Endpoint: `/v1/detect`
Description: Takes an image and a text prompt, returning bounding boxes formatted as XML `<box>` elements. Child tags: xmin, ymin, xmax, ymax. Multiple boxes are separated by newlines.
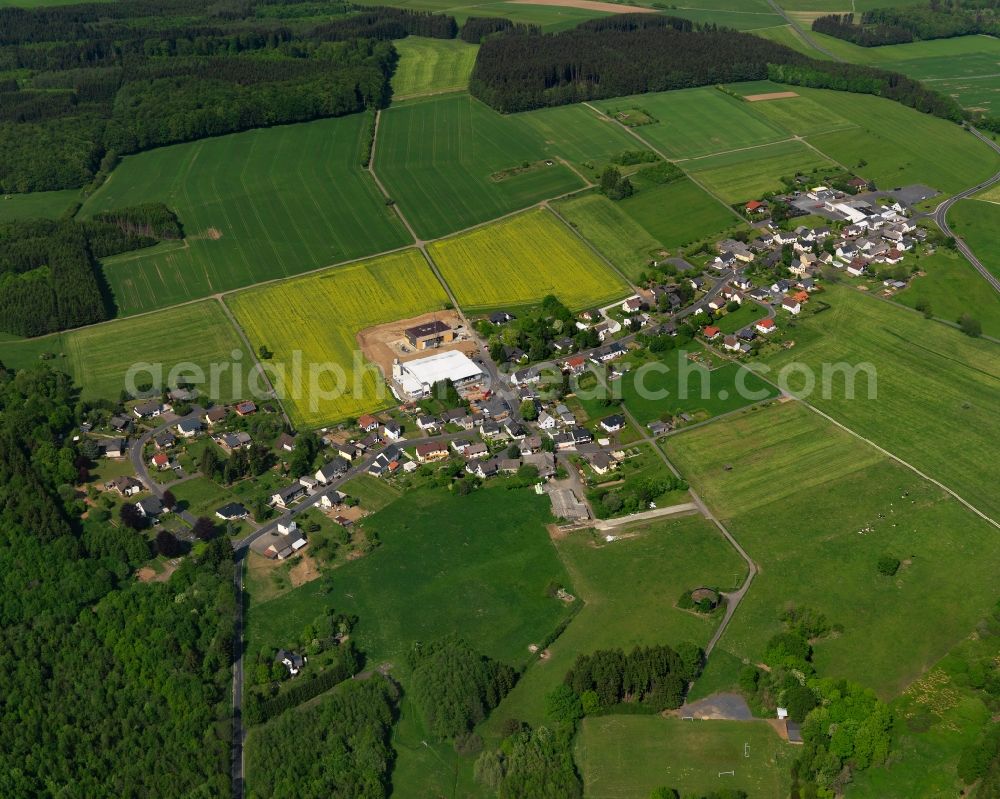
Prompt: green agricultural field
<box><xmin>227</xmin><ymin>249</ymin><xmax>447</xmax><ymax>427</ymax></box>
<box><xmin>617</xmin><ymin>178</ymin><xmax>742</xmax><ymax>250</ymax></box>
<box><xmin>603</xmin><ymin>87</ymin><xmax>789</xmax><ymax>160</ymax></box>
<box><xmin>665</xmin><ymin>401</ymin><xmax>1000</xmax><ymax>697</ymax></box>
<box><xmin>374</xmin><ymin>93</ymin><xmax>584</xmax><ymax>239</ymax></box>
<box><xmin>517</xmin><ymin>102</ymin><xmax>640</xmax><ymax>175</ymax></box>
<box><xmin>666</xmin><ymin>6</ymin><xmax>784</xmax><ymax>29</ymax></box>
<box><xmin>761</xmin><ymin>285</ymin><xmax>1000</xmax><ymax>524</ymax></box>
<box><xmin>391</xmin><ymin>36</ymin><xmax>478</xmax><ymax>98</ymax></box>
<box><xmin>573</xmin><ymin>348</ymin><xmax>779</xmax><ymax>425</ymax></box>
<box><xmin>737</xmin><ymin>88</ymin><xmax>858</xmax><ymax>137</ymax></box>
<box><xmin>247</xmin><ymin>485</ymin><xmax>574</xmax><ymax>666</ymax></box>
<box><xmin>752</xmin><ymin>24</ymin><xmax>824</xmax><ymax>57</ymax></box>
<box><xmin>428</xmin><ymin>208</ymin><xmax>629</xmax><ymax>312</ymax></box>
<box><xmin>553</xmin><ymin>192</ymin><xmax>665</xmax><ymax>281</ymax></box>
<box><xmin>683</xmin><ymin>139</ymin><xmax>836</xmax><ymax>203</ymax></box>
<box><xmin>576</xmin><ymin>716</ymin><xmax>795</xmax><ymax>799</ymax></box>
<box><xmin>0</xmin><ymin>189</ymin><xmax>80</xmax><ymax>221</ymax></box>
<box><xmin>481</xmin><ymin>515</ymin><xmax>747</xmax><ymax>734</ymax></box>
<box><xmin>1</xmin><ymin>300</ymin><xmax>249</xmax><ymax>402</ymax></box>
<box><xmin>81</xmin><ymin>114</ymin><xmax>410</xmax><ymax>315</ymax></box>
<box><xmin>895</xmin><ymin>246</ymin><xmax>1000</xmax><ymax>338</ymax></box>
<box><xmin>947</xmin><ymin>197</ymin><xmax>1000</xmax><ymax>280</ymax></box>
<box><xmin>357</xmin><ymin>0</ymin><xmax>611</xmax><ymax>30</ymax></box>
<box><xmin>804</xmin><ymin>89</ymin><xmax>1000</xmax><ymax>194</ymax></box>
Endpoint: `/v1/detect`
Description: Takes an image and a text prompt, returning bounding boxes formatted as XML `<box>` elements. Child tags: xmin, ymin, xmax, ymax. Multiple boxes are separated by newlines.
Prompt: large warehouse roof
<box><xmin>400</xmin><ymin>350</ymin><xmax>483</xmax><ymax>387</ymax></box>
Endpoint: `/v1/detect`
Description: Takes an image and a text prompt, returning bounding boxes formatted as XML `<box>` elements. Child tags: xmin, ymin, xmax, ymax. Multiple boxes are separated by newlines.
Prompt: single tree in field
<box><xmin>959</xmin><ymin>314</ymin><xmax>982</xmax><ymax>338</ymax></box>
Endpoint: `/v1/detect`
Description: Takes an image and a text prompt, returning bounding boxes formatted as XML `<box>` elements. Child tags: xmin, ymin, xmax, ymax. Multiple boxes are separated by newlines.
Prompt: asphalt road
<box><xmin>932</xmin><ymin>126</ymin><xmax>1000</xmax><ymax>294</ymax></box>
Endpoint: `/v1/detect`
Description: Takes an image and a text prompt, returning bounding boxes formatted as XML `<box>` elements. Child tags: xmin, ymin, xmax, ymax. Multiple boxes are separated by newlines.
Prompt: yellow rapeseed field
<box><xmin>227</xmin><ymin>250</ymin><xmax>447</xmax><ymax>427</ymax></box>
<box><xmin>428</xmin><ymin>209</ymin><xmax>629</xmax><ymax>312</ymax></box>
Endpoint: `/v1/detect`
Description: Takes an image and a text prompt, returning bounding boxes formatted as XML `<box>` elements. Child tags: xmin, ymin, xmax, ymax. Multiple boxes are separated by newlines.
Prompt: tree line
<box><xmin>813</xmin><ymin>4</ymin><xmax>1000</xmax><ymax>47</ymax></box>
<box><xmin>0</xmin><ymin>364</ymin><xmax>235</xmax><ymax>797</ymax></box>
<box><xmin>0</xmin><ymin>205</ymin><xmax>180</xmax><ymax>336</ymax></box>
<box><xmin>468</xmin><ymin>13</ymin><xmax>970</xmax><ymax>128</ymax></box>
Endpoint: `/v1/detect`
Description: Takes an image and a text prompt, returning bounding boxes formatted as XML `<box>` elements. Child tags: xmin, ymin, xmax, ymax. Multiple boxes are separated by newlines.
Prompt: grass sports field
<box><xmin>226</xmin><ymin>250</ymin><xmax>447</xmax><ymax>427</ymax></box>
<box><xmin>391</xmin><ymin>36</ymin><xmax>477</xmax><ymax>98</ymax></box>
<box><xmin>948</xmin><ymin>197</ymin><xmax>1000</xmax><ymax>280</ymax></box>
<box><xmin>666</xmin><ymin>401</ymin><xmax>1000</xmax><ymax>697</ymax></box>
<box><xmin>682</xmin><ymin>140</ymin><xmax>836</xmax><ymax>203</ymax></box>
<box><xmin>428</xmin><ymin>208</ymin><xmax>629</xmax><ymax>312</ymax></box>
<box><xmin>374</xmin><ymin>94</ymin><xmax>584</xmax><ymax>239</ymax></box>
<box><xmin>247</xmin><ymin>485</ymin><xmax>574</xmax><ymax>666</ymax></box>
<box><xmin>895</xmin><ymin>246</ymin><xmax>1000</xmax><ymax>338</ymax></box>
<box><xmin>1</xmin><ymin>300</ymin><xmax>249</xmax><ymax>401</ymax></box>
<box><xmin>576</xmin><ymin>717</ymin><xmax>794</xmax><ymax>799</ymax></box>
<box><xmin>618</xmin><ymin>178</ymin><xmax>741</xmax><ymax>250</ymax></box>
<box><xmin>0</xmin><ymin>189</ymin><xmax>80</xmax><ymax>221</ymax></box>
<box><xmin>481</xmin><ymin>515</ymin><xmax>747</xmax><ymax>734</ymax></box>
<box><xmin>762</xmin><ymin>285</ymin><xmax>1000</xmax><ymax>524</ymax></box>
<box><xmin>553</xmin><ymin>192</ymin><xmax>665</xmax><ymax>280</ymax></box>
<box><xmin>81</xmin><ymin>114</ymin><xmax>410</xmax><ymax>316</ymax></box>
<box><xmin>603</xmin><ymin>87</ymin><xmax>788</xmax><ymax>160</ymax></box>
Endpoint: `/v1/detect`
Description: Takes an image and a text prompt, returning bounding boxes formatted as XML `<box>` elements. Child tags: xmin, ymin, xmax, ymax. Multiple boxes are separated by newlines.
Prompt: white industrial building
<box><xmin>391</xmin><ymin>350</ymin><xmax>484</xmax><ymax>399</ymax></box>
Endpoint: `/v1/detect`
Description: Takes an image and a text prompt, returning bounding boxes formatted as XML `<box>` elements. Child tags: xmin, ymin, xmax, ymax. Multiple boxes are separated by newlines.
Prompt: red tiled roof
<box><xmin>703</xmin><ymin>326</ymin><xmax>720</xmax><ymax>337</ymax></box>
<box><xmin>757</xmin><ymin>318</ymin><xmax>775</xmax><ymax>329</ymax></box>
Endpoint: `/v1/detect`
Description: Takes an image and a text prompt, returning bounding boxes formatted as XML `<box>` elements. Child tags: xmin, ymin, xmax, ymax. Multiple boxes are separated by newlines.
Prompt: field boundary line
<box><xmin>214</xmin><ymin>297</ymin><xmax>293</xmax><ymax>429</ymax></box>
<box><xmin>673</xmin><ymin>137</ymin><xmax>799</xmax><ymax>164</ymax></box>
<box><xmin>581</xmin><ymin>101</ymin><xmax>748</xmax><ymax>224</ymax></box>
<box><xmin>544</xmin><ymin>202</ymin><xmax>638</xmax><ymax>293</ymax></box>
<box><xmin>368</xmin><ymin>109</ymin><xmax>421</xmax><ymax>245</ymax></box>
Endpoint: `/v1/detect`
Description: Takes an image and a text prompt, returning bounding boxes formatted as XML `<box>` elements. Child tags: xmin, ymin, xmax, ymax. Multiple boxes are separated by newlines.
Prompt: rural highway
<box><xmin>931</xmin><ymin>125</ymin><xmax>1000</xmax><ymax>294</ymax></box>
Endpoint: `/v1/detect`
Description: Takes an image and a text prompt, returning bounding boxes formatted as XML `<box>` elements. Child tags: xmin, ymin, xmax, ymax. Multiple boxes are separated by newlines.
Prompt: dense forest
<box><xmin>468</xmin><ymin>14</ymin><xmax>969</xmax><ymax>126</ymax></box>
<box><xmin>0</xmin><ymin>364</ymin><xmax>235</xmax><ymax>796</ymax></box>
<box><xmin>245</xmin><ymin>676</ymin><xmax>398</xmax><ymax>799</ymax></box>
<box><xmin>0</xmin><ymin>1</ymin><xmax>458</xmax><ymax>193</ymax></box>
<box><xmin>813</xmin><ymin>3</ymin><xmax>1000</xmax><ymax>46</ymax></box>
<box><xmin>0</xmin><ymin>204</ymin><xmax>180</xmax><ymax>336</ymax></box>
<box><xmin>408</xmin><ymin>636</ymin><xmax>518</xmax><ymax>741</ymax></box>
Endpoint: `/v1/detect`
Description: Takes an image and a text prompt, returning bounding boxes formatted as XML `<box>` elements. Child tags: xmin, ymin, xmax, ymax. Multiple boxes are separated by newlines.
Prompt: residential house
<box><xmin>621</xmin><ymin>296</ymin><xmax>643</xmax><ymax>313</ymax></box>
<box><xmin>150</xmin><ymin>452</ymin><xmax>170</xmax><ymax>470</ymax></box>
<box><xmin>846</xmin><ymin>259</ymin><xmax>867</xmax><ymax>277</ymax></box>
<box><xmin>522</xmin><ymin>451</ymin><xmax>555</xmax><ymax>478</ymax></box>
<box><xmin>265</xmin><ymin>521</ymin><xmax>308</xmax><ymax>560</ymax></box>
<box><xmin>565</xmin><ymin>356</ymin><xmax>587</xmax><ymax>375</ymax></box>
<box><xmin>755</xmin><ymin>318</ymin><xmax>776</xmax><ymax>335</ymax></box>
<box><xmin>106</xmin><ymin>476</ymin><xmax>143</xmax><ymax>497</ymax></box>
<box><xmin>467</xmin><ymin>458</ymin><xmax>499</xmax><ymax>479</ymax></box>
<box><xmin>358</xmin><ymin>414</ymin><xmax>379</xmax><ymax>432</ymax></box>
<box><xmin>234</xmin><ymin>401</ymin><xmax>257</xmax><ymax>416</ymax></box>
<box><xmin>275</xmin><ymin>650</ymin><xmax>306</xmax><ymax>676</ymax></box>
<box><xmin>415</xmin><ymin>441</ymin><xmax>448</xmax><ymax>462</ymax></box>
<box><xmin>133</xmin><ymin>400</ymin><xmax>166</xmax><ymax>418</ymax></box>
<box><xmin>275</xmin><ymin>432</ymin><xmax>296</xmax><ymax>452</ymax></box>
<box><xmin>215</xmin><ymin>431</ymin><xmax>251</xmax><ymax>453</ymax></box>
<box><xmin>520</xmin><ymin>435</ymin><xmax>542</xmax><ymax>455</ymax></box>
<box><xmin>270</xmin><ymin>483</ymin><xmax>306</xmax><ymax>508</ymax></box>
<box><xmin>599</xmin><ymin>414</ymin><xmax>625</xmax><ymax>433</ymax></box>
<box><xmin>176</xmin><ymin>418</ymin><xmax>202</xmax><ymax>438</ymax></box>
<box><xmin>153</xmin><ymin>430</ymin><xmax>176</xmax><ymax>449</ymax></box>
<box><xmin>585</xmin><ymin>451</ymin><xmax>616</xmax><ymax>475</ymax></box>
<box><xmin>450</xmin><ymin>438</ymin><xmax>471</xmax><ymax>454</ymax></box>
<box><xmin>781</xmin><ymin>297</ymin><xmax>801</xmax><ymax>315</ymax></box>
<box><xmin>383</xmin><ymin>420</ymin><xmax>403</xmax><ymax>441</ymax></box>
<box><xmin>537</xmin><ymin>412</ymin><xmax>557</xmax><ymax>431</ymax></box>
<box><xmin>315</xmin><ymin>458</ymin><xmax>350</xmax><ymax>484</ymax></box>
<box><xmin>571</xmin><ymin>427</ymin><xmax>593</xmax><ymax>445</ymax></box>
<box><xmin>703</xmin><ymin>325</ymin><xmax>721</xmax><ymax>341</ymax></box>
<box><xmin>109</xmin><ymin>415</ymin><xmax>131</xmax><ymax>432</ymax></box>
<box><xmin>103</xmin><ymin>438</ymin><xmax>126</xmax><ymax>459</ymax></box>
<box><xmin>490</xmin><ymin>310</ymin><xmax>515</xmax><ymax>325</ymax></box>
<box><xmin>204</xmin><ymin>406</ymin><xmax>227</xmax><ymax>426</ymax></box>
<box><xmin>723</xmin><ymin>334</ymin><xmax>741</xmax><ymax>352</ymax></box>
<box><xmin>216</xmin><ymin>502</ymin><xmax>248</xmax><ymax>521</ymax></box>
<box><xmin>416</xmin><ymin>415</ymin><xmax>438</xmax><ymax>432</ymax></box>
<box><xmin>464</xmin><ymin>442</ymin><xmax>489</xmax><ymax>460</ymax></box>
<box><xmin>136</xmin><ymin>496</ymin><xmax>163</xmax><ymax>519</ymax></box>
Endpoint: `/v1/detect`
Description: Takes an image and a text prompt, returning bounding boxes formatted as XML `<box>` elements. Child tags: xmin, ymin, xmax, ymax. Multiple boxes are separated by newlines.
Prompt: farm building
<box><xmin>392</xmin><ymin>350</ymin><xmax>483</xmax><ymax>399</ymax></box>
<box><xmin>404</xmin><ymin>319</ymin><xmax>454</xmax><ymax>350</ymax></box>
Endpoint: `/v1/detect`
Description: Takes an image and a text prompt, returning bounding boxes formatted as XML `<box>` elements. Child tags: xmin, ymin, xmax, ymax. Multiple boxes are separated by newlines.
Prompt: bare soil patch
<box><xmin>745</xmin><ymin>91</ymin><xmax>800</xmax><ymax>102</ymax></box>
<box><xmin>357</xmin><ymin>309</ymin><xmax>475</xmax><ymax>379</ymax></box>
<box><xmin>137</xmin><ymin>559</ymin><xmax>178</xmax><ymax>583</ymax></box>
<box><xmin>206</xmin><ymin>227</ymin><xmax>223</xmax><ymax>240</ymax></box>
<box><xmin>511</xmin><ymin>0</ymin><xmax>654</xmax><ymax>11</ymax></box>
<box><xmin>288</xmin><ymin>551</ymin><xmax>321</xmax><ymax>588</ymax></box>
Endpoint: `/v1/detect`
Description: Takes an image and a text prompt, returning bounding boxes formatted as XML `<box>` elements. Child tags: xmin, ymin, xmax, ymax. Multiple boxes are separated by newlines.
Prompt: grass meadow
<box><xmin>553</xmin><ymin>192</ymin><xmax>666</xmax><ymax>281</ymax></box>
<box><xmin>82</xmin><ymin>114</ymin><xmax>411</xmax><ymax>315</ymax></box>
<box><xmin>481</xmin><ymin>516</ymin><xmax>748</xmax><ymax>735</ymax></box>
<box><xmin>428</xmin><ymin>208</ymin><xmax>629</xmax><ymax>312</ymax></box>
<box><xmin>1</xmin><ymin>300</ymin><xmax>248</xmax><ymax>401</ymax></box>
<box><xmin>517</xmin><ymin>102</ymin><xmax>639</xmax><ymax>173</ymax></box>
<box><xmin>895</xmin><ymin>246</ymin><xmax>1000</xmax><ymax>338</ymax></box>
<box><xmin>374</xmin><ymin>94</ymin><xmax>584</xmax><ymax>239</ymax></box>
<box><xmin>665</xmin><ymin>401</ymin><xmax>1000</xmax><ymax>697</ymax></box>
<box><xmin>226</xmin><ymin>249</ymin><xmax>447</xmax><ymax>426</ymax></box>
<box><xmin>948</xmin><ymin>197</ymin><xmax>1000</xmax><ymax>280</ymax></box>
<box><xmin>617</xmin><ymin>178</ymin><xmax>742</xmax><ymax>250</ymax></box>
<box><xmin>357</xmin><ymin>0</ymin><xmax>611</xmax><ymax>30</ymax></box>
<box><xmin>762</xmin><ymin>285</ymin><xmax>1000</xmax><ymax>524</ymax></box>
<box><xmin>576</xmin><ymin>716</ymin><xmax>794</xmax><ymax>799</ymax></box>
<box><xmin>603</xmin><ymin>87</ymin><xmax>788</xmax><ymax>160</ymax></box>
<box><xmin>0</xmin><ymin>188</ymin><xmax>80</xmax><ymax>221</ymax></box>
<box><xmin>391</xmin><ymin>36</ymin><xmax>478</xmax><ymax>98</ymax></box>
<box><xmin>803</xmin><ymin>89</ymin><xmax>1000</xmax><ymax>194</ymax></box>
<box><xmin>247</xmin><ymin>485</ymin><xmax>574</xmax><ymax>666</ymax></box>
<box><xmin>682</xmin><ymin>139</ymin><xmax>836</xmax><ymax>203</ymax></box>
